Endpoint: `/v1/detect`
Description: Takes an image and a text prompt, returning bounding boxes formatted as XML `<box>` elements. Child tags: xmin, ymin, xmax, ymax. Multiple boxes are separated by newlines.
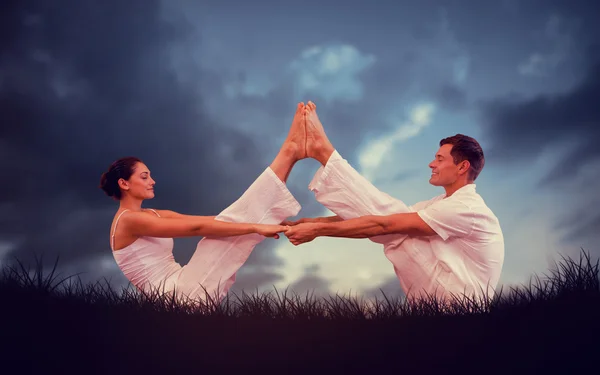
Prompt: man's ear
<box><xmin>459</xmin><ymin>160</ymin><xmax>471</xmax><ymax>175</ymax></box>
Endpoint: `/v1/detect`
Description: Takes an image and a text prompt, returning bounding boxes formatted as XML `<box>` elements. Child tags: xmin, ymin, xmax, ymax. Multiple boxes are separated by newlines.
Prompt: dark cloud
<box><xmin>437</xmin><ymin>84</ymin><xmax>467</xmax><ymax>110</ymax></box>
<box><xmin>7</xmin><ymin>0</ymin><xmax>600</xmax><ymax>296</ymax></box>
<box><xmin>228</xmin><ymin>266</ymin><xmax>285</xmax><ymax>295</ymax></box>
<box><xmin>562</xmin><ymin>214</ymin><xmax>600</xmax><ymax>245</ymax></box>
<box><xmin>236</xmin><ymin>237</ymin><xmax>287</xmax><ymax>268</ymax></box>
<box><xmin>444</xmin><ymin>0</ymin><xmax>600</xmax><ymax>53</ymax></box>
<box><xmin>287</xmin><ymin>264</ymin><xmax>332</xmax><ymax>297</ymax></box>
<box><xmin>483</xmin><ymin>55</ymin><xmax>600</xmax><ymax>156</ymax></box>
<box><xmin>478</xmin><ymin>47</ymin><xmax>600</xmax><ymax>247</ymax></box>
<box><xmin>479</xmin><ymin>55</ymin><xmax>600</xmax><ymax>170</ymax></box>
<box><xmin>537</xmin><ymin>136</ymin><xmax>598</xmax><ymax>187</ymax></box>
<box><xmin>461</xmin><ymin>0</ymin><xmax>600</xmax><ymax>252</ymax></box>
<box><xmin>362</xmin><ymin>277</ymin><xmax>405</xmax><ymax>300</ymax></box>
<box><xmin>0</xmin><ymin>0</ymin><xmax>300</xmax><ymax>291</ymax></box>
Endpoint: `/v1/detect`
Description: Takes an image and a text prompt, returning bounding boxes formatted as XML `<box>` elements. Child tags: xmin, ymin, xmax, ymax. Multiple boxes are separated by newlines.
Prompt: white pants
<box><xmin>172</xmin><ymin>166</ymin><xmax>301</xmax><ymax>303</ymax></box>
<box><xmin>308</xmin><ymin>150</ymin><xmax>439</xmax><ymax>300</ymax></box>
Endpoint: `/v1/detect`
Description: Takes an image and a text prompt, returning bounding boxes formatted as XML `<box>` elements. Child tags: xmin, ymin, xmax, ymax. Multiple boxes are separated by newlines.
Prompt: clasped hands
<box><xmin>280</xmin><ymin>218</ymin><xmax>324</xmax><ymax>246</ymax></box>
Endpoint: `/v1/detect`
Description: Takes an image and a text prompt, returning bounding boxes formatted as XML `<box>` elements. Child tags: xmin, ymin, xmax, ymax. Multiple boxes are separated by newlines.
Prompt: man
<box><xmin>285</xmin><ymin>101</ymin><xmax>505</xmax><ymax>303</ymax></box>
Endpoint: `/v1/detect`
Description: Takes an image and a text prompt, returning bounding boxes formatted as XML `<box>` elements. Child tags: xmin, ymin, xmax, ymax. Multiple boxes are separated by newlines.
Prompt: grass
<box><xmin>1</xmin><ymin>248</ymin><xmax>599</xmax><ymax>374</ymax></box>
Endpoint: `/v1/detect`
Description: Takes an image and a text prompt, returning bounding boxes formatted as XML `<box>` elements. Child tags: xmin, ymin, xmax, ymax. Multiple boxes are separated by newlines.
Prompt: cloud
<box><xmin>480</xmin><ymin>59</ymin><xmax>600</xmax><ymax>175</ymax></box>
<box><xmin>0</xmin><ymin>0</ymin><xmax>295</xmax><ymax>292</ymax></box>
<box><xmin>369</xmin><ymin>169</ymin><xmax>422</xmax><ymax>186</ymax></box>
<box><xmin>453</xmin><ymin>56</ymin><xmax>470</xmax><ymax>85</ymax></box>
<box><xmin>286</xmin><ymin>264</ymin><xmax>332</xmax><ymax>297</ymax></box>
<box><xmin>0</xmin><ymin>241</ymin><xmax>15</xmax><ymax>268</ymax></box>
<box><xmin>228</xmin><ymin>266</ymin><xmax>285</xmax><ymax>296</ymax></box>
<box><xmin>361</xmin><ymin>276</ymin><xmax>405</xmax><ymax>300</ymax></box>
<box><xmin>479</xmin><ymin>56</ymin><xmax>600</xmax><ymax>248</ymax></box>
<box><xmin>437</xmin><ymin>84</ymin><xmax>468</xmax><ymax>110</ymax></box>
<box><xmin>546</xmin><ymin>156</ymin><xmax>600</xmax><ymax>248</ymax></box>
<box><xmin>563</xmin><ymin>214</ymin><xmax>600</xmax><ymax>245</ymax></box>
<box><xmin>289</xmin><ymin>44</ymin><xmax>376</xmax><ymax>103</ymax></box>
<box><xmin>518</xmin><ymin>53</ymin><xmax>552</xmax><ymax>77</ymax></box>
<box><xmin>518</xmin><ymin>14</ymin><xmax>577</xmax><ymax>77</ymax></box>
<box><xmin>223</xmin><ymin>71</ymin><xmax>274</xmax><ymax>99</ymax></box>
<box><xmin>415</xmin><ymin>9</ymin><xmax>471</xmax><ymax>88</ymax></box>
<box><xmin>358</xmin><ymin>102</ymin><xmax>436</xmax><ymax>181</ymax></box>
<box><xmin>273</xmin><ymin>234</ymin><xmax>396</xmax><ymax>298</ymax></box>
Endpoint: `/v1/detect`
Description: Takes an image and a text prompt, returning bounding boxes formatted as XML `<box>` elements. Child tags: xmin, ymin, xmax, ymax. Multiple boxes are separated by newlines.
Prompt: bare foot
<box><xmin>283</xmin><ymin>102</ymin><xmax>307</xmax><ymax>161</ymax></box>
<box><xmin>269</xmin><ymin>103</ymin><xmax>306</xmax><ymax>182</ymax></box>
<box><xmin>305</xmin><ymin>101</ymin><xmax>334</xmax><ymax>165</ymax></box>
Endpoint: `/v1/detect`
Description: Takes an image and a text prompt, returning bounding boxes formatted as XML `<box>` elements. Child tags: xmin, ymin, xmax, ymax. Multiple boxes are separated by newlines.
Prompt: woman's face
<box><xmin>120</xmin><ymin>162</ymin><xmax>155</xmax><ymax>200</ymax></box>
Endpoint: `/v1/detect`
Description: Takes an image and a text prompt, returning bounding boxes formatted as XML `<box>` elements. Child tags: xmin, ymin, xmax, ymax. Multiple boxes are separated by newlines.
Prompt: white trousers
<box><xmin>308</xmin><ymin>150</ymin><xmax>441</xmax><ymax>300</ymax></box>
<box><xmin>172</xmin><ymin>166</ymin><xmax>301</xmax><ymax>303</ymax></box>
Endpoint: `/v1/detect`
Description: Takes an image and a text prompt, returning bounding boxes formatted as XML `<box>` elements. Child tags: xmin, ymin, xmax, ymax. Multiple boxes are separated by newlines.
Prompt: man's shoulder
<box><xmin>427</xmin><ymin>189</ymin><xmax>499</xmax><ymax>221</ymax></box>
<box><xmin>451</xmin><ymin>186</ymin><xmax>492</xmax><ymax>209</ymax></box>
<box><xmin>410</xmin><ymin>194</ymin><xmax>445</xmax><ymax>211</ymax></box>
<box><xmin>456</xmin><ymin>191</ymin><xmax>503</xmax><ymax>231</ymax></box>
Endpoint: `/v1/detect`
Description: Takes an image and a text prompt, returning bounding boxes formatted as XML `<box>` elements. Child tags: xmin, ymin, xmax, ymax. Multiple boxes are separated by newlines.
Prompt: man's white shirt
<box><xmin>406</xmin><ymin>184</ymin><xmax>505</xmax><ymax>300</ymax></box>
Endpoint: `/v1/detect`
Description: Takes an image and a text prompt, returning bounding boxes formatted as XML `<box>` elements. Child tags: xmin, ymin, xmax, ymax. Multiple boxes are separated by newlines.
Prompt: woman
<box><xmin>100</xmin><ymin>103</ymin><xmax>308</xmax><ymax>304</ymax></box>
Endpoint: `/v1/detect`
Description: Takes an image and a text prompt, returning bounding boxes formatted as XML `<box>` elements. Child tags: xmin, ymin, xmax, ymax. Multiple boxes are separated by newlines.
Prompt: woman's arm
<box><xmin>121</xmin><ymin>211</ymin><xmax>285</xmax><ymax>239</ymax></box>
<box><xmin>148</xmin><ymin>209</ymin><xmax>215</xmax><ymax>220</ymax></box>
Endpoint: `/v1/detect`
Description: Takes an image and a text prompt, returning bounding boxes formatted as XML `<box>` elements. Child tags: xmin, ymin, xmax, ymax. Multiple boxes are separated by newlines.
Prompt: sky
<box><xmin>2</xmin><ymin>0</ymin><xmax>599</xmax><ymax>300</ymax></box>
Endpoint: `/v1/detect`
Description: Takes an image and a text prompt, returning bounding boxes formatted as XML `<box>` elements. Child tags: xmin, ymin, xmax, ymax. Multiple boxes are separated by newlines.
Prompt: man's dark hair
<box><xmin>440</xmin><ymin>134</ymin><xmax>485</xmax><ymax>181</ymax></box>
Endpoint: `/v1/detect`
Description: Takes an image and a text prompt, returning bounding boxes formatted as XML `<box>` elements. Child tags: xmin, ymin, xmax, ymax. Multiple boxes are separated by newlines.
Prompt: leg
<box><xmin>269</xmin><ymin>100</ymin><xmax>306</xmax><ymax>183</ymax></box>
<box><xmin>304</xmin><ymin>101</ymin><xmax>413</xmax><ymax>245</ymax></box>
<box><xmin>303</xmin><ymin>102</ymin><xmax>431</xmax><ymax>299</ymax></box>
<box><xmin>175</xmin><ymin>103</ymin><xmax>306</xmax><ymax>303</ymax></box>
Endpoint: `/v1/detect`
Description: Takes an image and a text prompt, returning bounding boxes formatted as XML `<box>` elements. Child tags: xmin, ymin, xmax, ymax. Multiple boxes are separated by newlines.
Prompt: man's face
<box><xmin>428</xmin><ymin>144</ymin><xmax>461</xmax><ymax>186</ymax></box>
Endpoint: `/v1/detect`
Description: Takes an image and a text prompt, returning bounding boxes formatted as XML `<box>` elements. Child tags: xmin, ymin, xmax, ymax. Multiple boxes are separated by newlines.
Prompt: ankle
<box><xmin>316</xmin><ymin>145</ymin><xmax>334</xmax><ymax>166</ymax></box>
<box><xmin>280</xmin><ymin>142</ymin><xmax>300</xmax><ymax>160</ymax></box>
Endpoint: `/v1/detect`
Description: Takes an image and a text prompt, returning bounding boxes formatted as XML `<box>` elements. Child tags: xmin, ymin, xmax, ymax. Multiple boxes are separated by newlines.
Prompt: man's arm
<box><xmin>285</xmin><ymin>212</ymin><xmax>436</xmax><ymax>246</ymax></box>
<box><xmin>316</xmin><ymin>213</ymin><xmax>436</xmax><ymax>238</ymax></box>
<box><xmin>286</xmin><ymin>195</ymin><xmax>478</xmax><ymax>245</ymax></box>
<box><xmin>285</xmin><ymin>213</ymin><xmax>441</xmax><ymax>245</ymax></box>
<box><xmin>314</xmin><ymin>215</ymin><xmax>343</xmax><ymax>223</ymax></box>
<box><xmin>284</xmin><ymin>215</ymin><xmax>343</xmax><ymax>225</ymax></box>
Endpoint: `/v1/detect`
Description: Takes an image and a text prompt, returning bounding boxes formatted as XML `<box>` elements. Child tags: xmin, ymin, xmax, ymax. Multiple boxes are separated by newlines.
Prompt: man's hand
<box><xmin>284</xmin><ymin>222</ymin><xmax>321</xmax><ymax>245</ymax></box>
<box><xmin>281</xmin><ymin>218</ymin><xmax>309</xmax><ymax>226</ymax></box>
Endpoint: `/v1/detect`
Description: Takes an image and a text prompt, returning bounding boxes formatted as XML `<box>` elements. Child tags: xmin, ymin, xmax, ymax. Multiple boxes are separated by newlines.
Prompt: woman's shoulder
<box><xmin>142</xmin><ymin>208</ymin><xmax>162</xmax><ymax>217</ymax></box>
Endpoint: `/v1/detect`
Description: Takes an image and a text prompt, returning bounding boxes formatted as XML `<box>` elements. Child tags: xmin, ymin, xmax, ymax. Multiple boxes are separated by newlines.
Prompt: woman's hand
<box><xmin>255</xmin><ymin>224</ymin><xmax>289</xmax><ymax>239</ymax></box>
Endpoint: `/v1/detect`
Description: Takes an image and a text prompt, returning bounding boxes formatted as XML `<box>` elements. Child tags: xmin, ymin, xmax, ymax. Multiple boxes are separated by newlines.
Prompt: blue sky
<box><xmin>2</xmin><ymin>0</ymin><xmax>599</xmax><ymax>299</ymax></box>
